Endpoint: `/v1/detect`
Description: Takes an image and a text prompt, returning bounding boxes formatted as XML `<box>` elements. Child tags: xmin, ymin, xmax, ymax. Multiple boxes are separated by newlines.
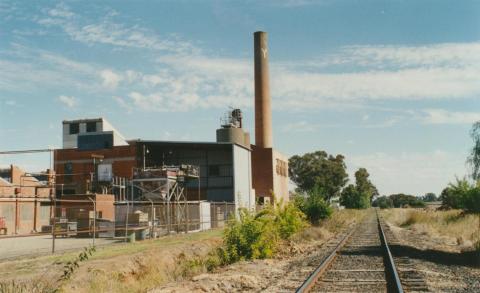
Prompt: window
<box><xmin>86</xmin><ymin>122</ymin><xmax>97</xmax><ymax>132</ymax></box>
<box><xmin>209</xmin><ymin>165</ymin><xmax>220</xmax><ymax>176</ymax></box>
<box><xmin>64</xmin><ymin>162</ymin><xmax>73</xmax><ymax>183</ymax></box>
<box><xmin>69</xmin><ymin>123</ymin><xmax>79</xmax><ymax>134</ymax></box>
<box><xmin>276</xmin><ymin>159</ymin><xmax>287</xmax><ymax>177</ymax></box>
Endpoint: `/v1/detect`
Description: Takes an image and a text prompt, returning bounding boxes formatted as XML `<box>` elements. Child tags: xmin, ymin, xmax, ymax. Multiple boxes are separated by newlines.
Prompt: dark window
<box><xmin>86</xmin><ymin>122</ymin><xmax>97</xmax><ymax>132</ymax></box>
<box><xmin>69</xmin><ymin>123</ymin><xmax>79</xmax><ymax>134</ymax></box>
<box><xmin>209</xmin><ymin>165</ymin><xmax>220</xmax><ymax>176</ymax></box>
<box><xmin>64</xmin><ymin>162</ymin><xmax>73</xmax><ymax>183</ymax></box>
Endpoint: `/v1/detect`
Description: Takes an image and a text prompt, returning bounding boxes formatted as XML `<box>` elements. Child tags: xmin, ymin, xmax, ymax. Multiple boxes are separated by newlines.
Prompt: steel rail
<box><xmin>296</xmin><ymin>211</ymin><xmax>405</xmax><ymax>293</ymax></box>
<box><xmin>296</xmin><ymin>228</ymin><xmax>355</xmax><ymax>293</ymax></box>
<box><xmin>377</xmin><ymin>210</ymin><xmax>404</xmax><ymax>293</ymax></box>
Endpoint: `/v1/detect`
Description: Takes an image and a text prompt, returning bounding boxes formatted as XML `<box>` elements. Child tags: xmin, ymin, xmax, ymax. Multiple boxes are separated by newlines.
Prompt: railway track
<box><xmin>296</xmin><ymin>210</ymin><xmax>426</xmax><ymax>293</ymax></box>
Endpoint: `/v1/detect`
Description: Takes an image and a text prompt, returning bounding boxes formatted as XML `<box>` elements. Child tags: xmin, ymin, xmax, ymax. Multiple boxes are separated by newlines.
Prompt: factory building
<box><xmin>55</xmin><ymin>114</ymin><xmax>255</xmax><ymax>210</ymax></box>
<box><xmin>0</xmin><ymin>165</ymin><xmax>54</xmax><ymax>234</ymax></box>
<box><xmin>54</xmin><ymin>31</ymin><xmax>289</xmax><ymax>208</ymax></box>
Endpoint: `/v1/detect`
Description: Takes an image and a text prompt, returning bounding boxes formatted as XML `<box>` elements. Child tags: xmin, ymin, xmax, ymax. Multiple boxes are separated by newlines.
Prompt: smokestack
<box><xmin>254</xmin><ymin>31</ymin><xmax>273</xmax><ymax>148</ymax></box>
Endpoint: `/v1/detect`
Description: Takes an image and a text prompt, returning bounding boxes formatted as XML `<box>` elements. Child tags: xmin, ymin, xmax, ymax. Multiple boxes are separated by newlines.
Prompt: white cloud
<box><xmin>10</xmin><ymin>3</ymin><xmax>479</xmax><ymax>114</ymax></box>
<box><xmin>347</xmin><ymin>150</ymin><xmax>467</xmax><ymax>196</ymax></box>
<box><xmin>100</xmin><ymin>69</ymin><xmax>122</xmax><ymax>89</ymax></box>
<box><xmin>0</xmin><ymin>45</ymin><xmax>100</xmax><ymax>93</ymax></box>
<box><xmin>282</xmin><ymin>121</ymin><xmax>317</xmax><ymax>132</ymax></box>
<box><xmin>423</xmin><ymin>109</ymin><xmax>480</xmax><ymax>125</ymax></box>
<box><xmin>272</xmin><ymin>67</ymin><xmax>479</xmax><ymax>109</ymax></box>
<box><xmin>58</xmin><ymin>95</ymin><xmax>77</xmax><ymax>108</ymax></box>
<box><xmin>128</xmin><ymin>91</ymin><xmax>200</xmax><ymax>112</ymax></box>
<box><xmin>112</xmin><ymin>96</ymin><xmax>132</xmax><ymax>113</ymax></box>
<box><xmin>37</xmin><ymin>3</ymin><xmax>196</xmax><ymax>54</ymax></box>
<box><xmin>341</xmin><ymin>42</ymin><xmax>480</xmax><ymax>69</ymax></box>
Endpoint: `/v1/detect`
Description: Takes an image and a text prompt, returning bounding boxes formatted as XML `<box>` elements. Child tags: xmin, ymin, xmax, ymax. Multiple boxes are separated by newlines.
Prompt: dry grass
<box><xmin>381</xmin><ymin>208</ymin><xmax>480</xmax><ymax>249</ymax></box>
<box><xmin>295</xmin><ymin>208</ymin><xmax>368</xmax><ymax>242</ymax></box>
<box><xmin>0</xmin><ymin>229</ymin><xmax>223</xmax><ymax>293</ymax></box>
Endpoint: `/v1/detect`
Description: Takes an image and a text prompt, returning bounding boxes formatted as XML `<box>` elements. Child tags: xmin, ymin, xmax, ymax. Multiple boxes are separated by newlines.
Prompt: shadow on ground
<box><xmin>390</xmin><ymin>244</ymin><xmax>480</xmax><ymax>268</ymax></box>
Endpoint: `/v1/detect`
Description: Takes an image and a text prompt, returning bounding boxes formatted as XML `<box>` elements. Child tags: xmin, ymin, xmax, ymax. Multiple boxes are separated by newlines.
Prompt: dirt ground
<box><xmin>151</xmin><ymin>226</ymin><xmax>343</xmax><ymax>293</ymax></box>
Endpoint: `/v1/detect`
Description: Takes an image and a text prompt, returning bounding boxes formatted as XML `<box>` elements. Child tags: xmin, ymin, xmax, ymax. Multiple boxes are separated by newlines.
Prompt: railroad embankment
<box><xmin>382</xmin><ymin>208</ymin><xmax>479</xmax><ymax>252</ymax></box>
<box><xmin>153</xmin><ymin>209</ymin><xmax>367</xmax><ymax>292</ymax></box>
<box><xmin>0</xmin><ymin>229</ymin><xmax>223</xmax><ymax>293</ymax></box>
<box><xmin>382</xmin><ymin>208</ymin><xmax>480</xmax><ymax>292</ymax></box>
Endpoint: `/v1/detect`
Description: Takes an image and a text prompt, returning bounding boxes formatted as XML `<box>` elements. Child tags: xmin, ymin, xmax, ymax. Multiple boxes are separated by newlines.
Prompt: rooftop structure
<box><xmin>62</xmin><ymin>117</ymin><xmax>128</xmax><ymax>149</ymax></box>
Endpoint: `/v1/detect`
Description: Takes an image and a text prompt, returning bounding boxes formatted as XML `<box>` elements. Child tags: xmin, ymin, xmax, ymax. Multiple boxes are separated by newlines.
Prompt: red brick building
<box><xmin>0</xmin><ymin>165</ymin><xmax>54</xmax><ymax>235</ymax></box>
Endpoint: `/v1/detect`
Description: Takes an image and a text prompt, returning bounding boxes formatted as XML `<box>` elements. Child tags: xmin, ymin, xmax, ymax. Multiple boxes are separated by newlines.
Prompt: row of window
<box><xmin>69</xmin><ymin>122</ymin><xmax>97</xmax><ymax>135</ymax></box>
<box><xmin>276</xmin><ymin>159</ymin><xmax>288</xmax><ymax>177</ymax></box>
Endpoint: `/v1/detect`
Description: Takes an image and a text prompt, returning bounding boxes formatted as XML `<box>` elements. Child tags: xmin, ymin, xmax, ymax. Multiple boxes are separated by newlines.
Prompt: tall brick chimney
<box><xmin>254</xmin><ymin>31</ymin><xmax>273</xmax><ymax>148</ymax></box>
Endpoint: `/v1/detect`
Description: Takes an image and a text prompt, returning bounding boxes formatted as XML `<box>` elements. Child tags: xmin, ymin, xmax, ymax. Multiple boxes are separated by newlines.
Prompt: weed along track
<box><xmin>296</xmin><ymin>210</ymin><xmax>428</xmax><ymax>293</ymax></box>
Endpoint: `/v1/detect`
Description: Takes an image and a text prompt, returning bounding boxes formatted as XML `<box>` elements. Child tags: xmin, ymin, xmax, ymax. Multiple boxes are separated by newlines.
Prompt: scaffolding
<box><xmin>128</xmin><ymin>165</ymin><xmax>200</xmax><ymax>233</ymax></box>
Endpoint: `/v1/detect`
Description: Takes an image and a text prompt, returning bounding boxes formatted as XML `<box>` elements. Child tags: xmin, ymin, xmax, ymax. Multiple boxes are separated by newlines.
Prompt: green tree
<box><xmin>289</xmin><ymin>151</ymin><xmax>348</xmax><ymax>200</ymax></box>
<box><xmin>354</xmin><ymin>168</ymin><xmax>378</xmax><ymax>202</ymax></box>
<box><xmin>339</xmin><ymin>168</ymin><xmax>377</xmax><ymax>209</ymax></box>
<box><xmin>372</xmin><ymin>196</ymin><xmax>394</xmax><ymax>209</ymax></box>
<box><xmin>389</xmin><ymin>193</ymin><xmax>425</xmax><ymax>208</ymax></box>
<box><xmin>339</xmin><ymin>184</ymin><xmax>369</xmax><ymax>209</ymax></box>
<box><xmin>422</xmin><ymin>192</ymin><xmax>437</xmax><ymax>202</ymax></box>
<box><xmin>468</xmin><ymin>121</ymin><xmax>480</xmax><ymax>180</ymax></box>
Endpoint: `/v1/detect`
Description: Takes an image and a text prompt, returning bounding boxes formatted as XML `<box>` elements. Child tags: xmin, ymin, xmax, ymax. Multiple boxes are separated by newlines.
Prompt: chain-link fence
<box><xmin>0</xmin><ymin>199</ymin><xmax>235</xmax><ymax>260</ymax></box>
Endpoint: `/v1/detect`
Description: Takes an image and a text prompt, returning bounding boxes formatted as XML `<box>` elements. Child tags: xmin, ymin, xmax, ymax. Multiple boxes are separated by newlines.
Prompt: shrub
<box><xmin>441</xmin><ymin>178</ymin><xmax>480</xmax><ymax>212</ymax></box>
<box><xmin>273</xmin><ymin>202</ymin><xmax>308</xmax><ymax>239</ymax></box>
<box><xmin>463</xmin><ymin>186</ymin><xmax>480</xmax><ymax>213</ymax></box>
<box><xmin>219</xmin><ymin>202</ymin><xmax>307</xmax><ymax>264</ymax></box>
<box><xmin>220</xmin><ymin>210</ymin><xmax>276</xmax><ymax>264</ymax></box>
<box><xmin>294</xmin><ymin>188</ymin><xmax>332</xmax><ymax>224</ymax></box>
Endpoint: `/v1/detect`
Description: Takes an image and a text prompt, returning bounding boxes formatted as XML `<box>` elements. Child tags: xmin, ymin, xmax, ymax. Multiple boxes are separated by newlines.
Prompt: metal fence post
<box><xmin>125</xmin><ymin>201</ymin><xmax>129</xmax><ymax>243</ymax></box>
<box><xmin>225</xmin><ymin>201</ymin><xmax>228</xmax><ymax>223</ymax></box>
<box><xmin>148</xmin><ymin>199</ymin><xmax>154</xmax><ymax>239</ymax></box>
<box><xmin>51</xmin><ymin>198</ymin><xmax>56</xmax><ymax>254</ymax></box>
<box><xmin>88</xmin><ymin>197</ymin><xmax>96</xmax><ymax>247</ymax></box>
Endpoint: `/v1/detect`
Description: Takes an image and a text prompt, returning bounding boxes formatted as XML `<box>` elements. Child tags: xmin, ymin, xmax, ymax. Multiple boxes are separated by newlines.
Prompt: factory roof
<box><xmin>62</xmin><ymin>117</ymin><xmax>103</xmax><ymax>124</ymax></box>
<box><xmin>131</xmin><ymin>139</ymin><xmax>252</xmax><ymax>151</ymax></box>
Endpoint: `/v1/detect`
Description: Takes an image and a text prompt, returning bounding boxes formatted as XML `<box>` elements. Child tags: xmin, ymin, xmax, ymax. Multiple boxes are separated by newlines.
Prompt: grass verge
<box><xmin>381</xmin><ymin>208</ymin><xmax>480</xmax><ymax>250</ymax></box>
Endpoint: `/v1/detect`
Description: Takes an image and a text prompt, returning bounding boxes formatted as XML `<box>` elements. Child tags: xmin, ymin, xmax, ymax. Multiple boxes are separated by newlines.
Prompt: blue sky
<box><xmin>0</xmin><ymin>0</ymin><xmax>479</xmax><ymax>196</ymax></box>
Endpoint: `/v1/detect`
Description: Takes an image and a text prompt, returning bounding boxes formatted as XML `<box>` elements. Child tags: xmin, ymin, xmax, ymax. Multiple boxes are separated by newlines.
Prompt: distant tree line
<box><xmin>372</xmin><ymin>194</ymin><xmax>425</xmax><ymax>209</ymax></box>
<box><xmin>289</xmin><ymin>150</ymin><xmax>379</xmax><ymax>222</ymax></box>
<box><xmin>288</xmin><ymin>121</ymin><xmax>480</xmax><ymax>215</ymax></box>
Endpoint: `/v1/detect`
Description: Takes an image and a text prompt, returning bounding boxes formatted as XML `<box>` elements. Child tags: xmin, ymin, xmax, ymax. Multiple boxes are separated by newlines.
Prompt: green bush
<box><xmin>441</xmin><ymin>178</ymin><xmax>480</xmax><ymax>212</ymax></box>
<box><xmin>219</xmin><ymin>202</ymin><xmax>307</xmax><ymax>264</ymax></box>
<box><xmin>294</xmin><ymin>188</ymin><xmax>332</xmax><ymax>225</ymax></box>
<box><xmin>463</xmin><ymin>186</ymin><xmax>480</xmax><ymax>213</ymax></box>
<box><xmin>274</xmin><ymin>201</ymin><xmax>308</xmax><ymax>239</ymax></box>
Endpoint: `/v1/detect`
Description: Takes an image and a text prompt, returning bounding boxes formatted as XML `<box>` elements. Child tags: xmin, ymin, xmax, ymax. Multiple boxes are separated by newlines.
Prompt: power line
<box><xmin>0</xmin><ymin>149</ymin><xmax>54</xmax><ymax>155</ymax></box>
